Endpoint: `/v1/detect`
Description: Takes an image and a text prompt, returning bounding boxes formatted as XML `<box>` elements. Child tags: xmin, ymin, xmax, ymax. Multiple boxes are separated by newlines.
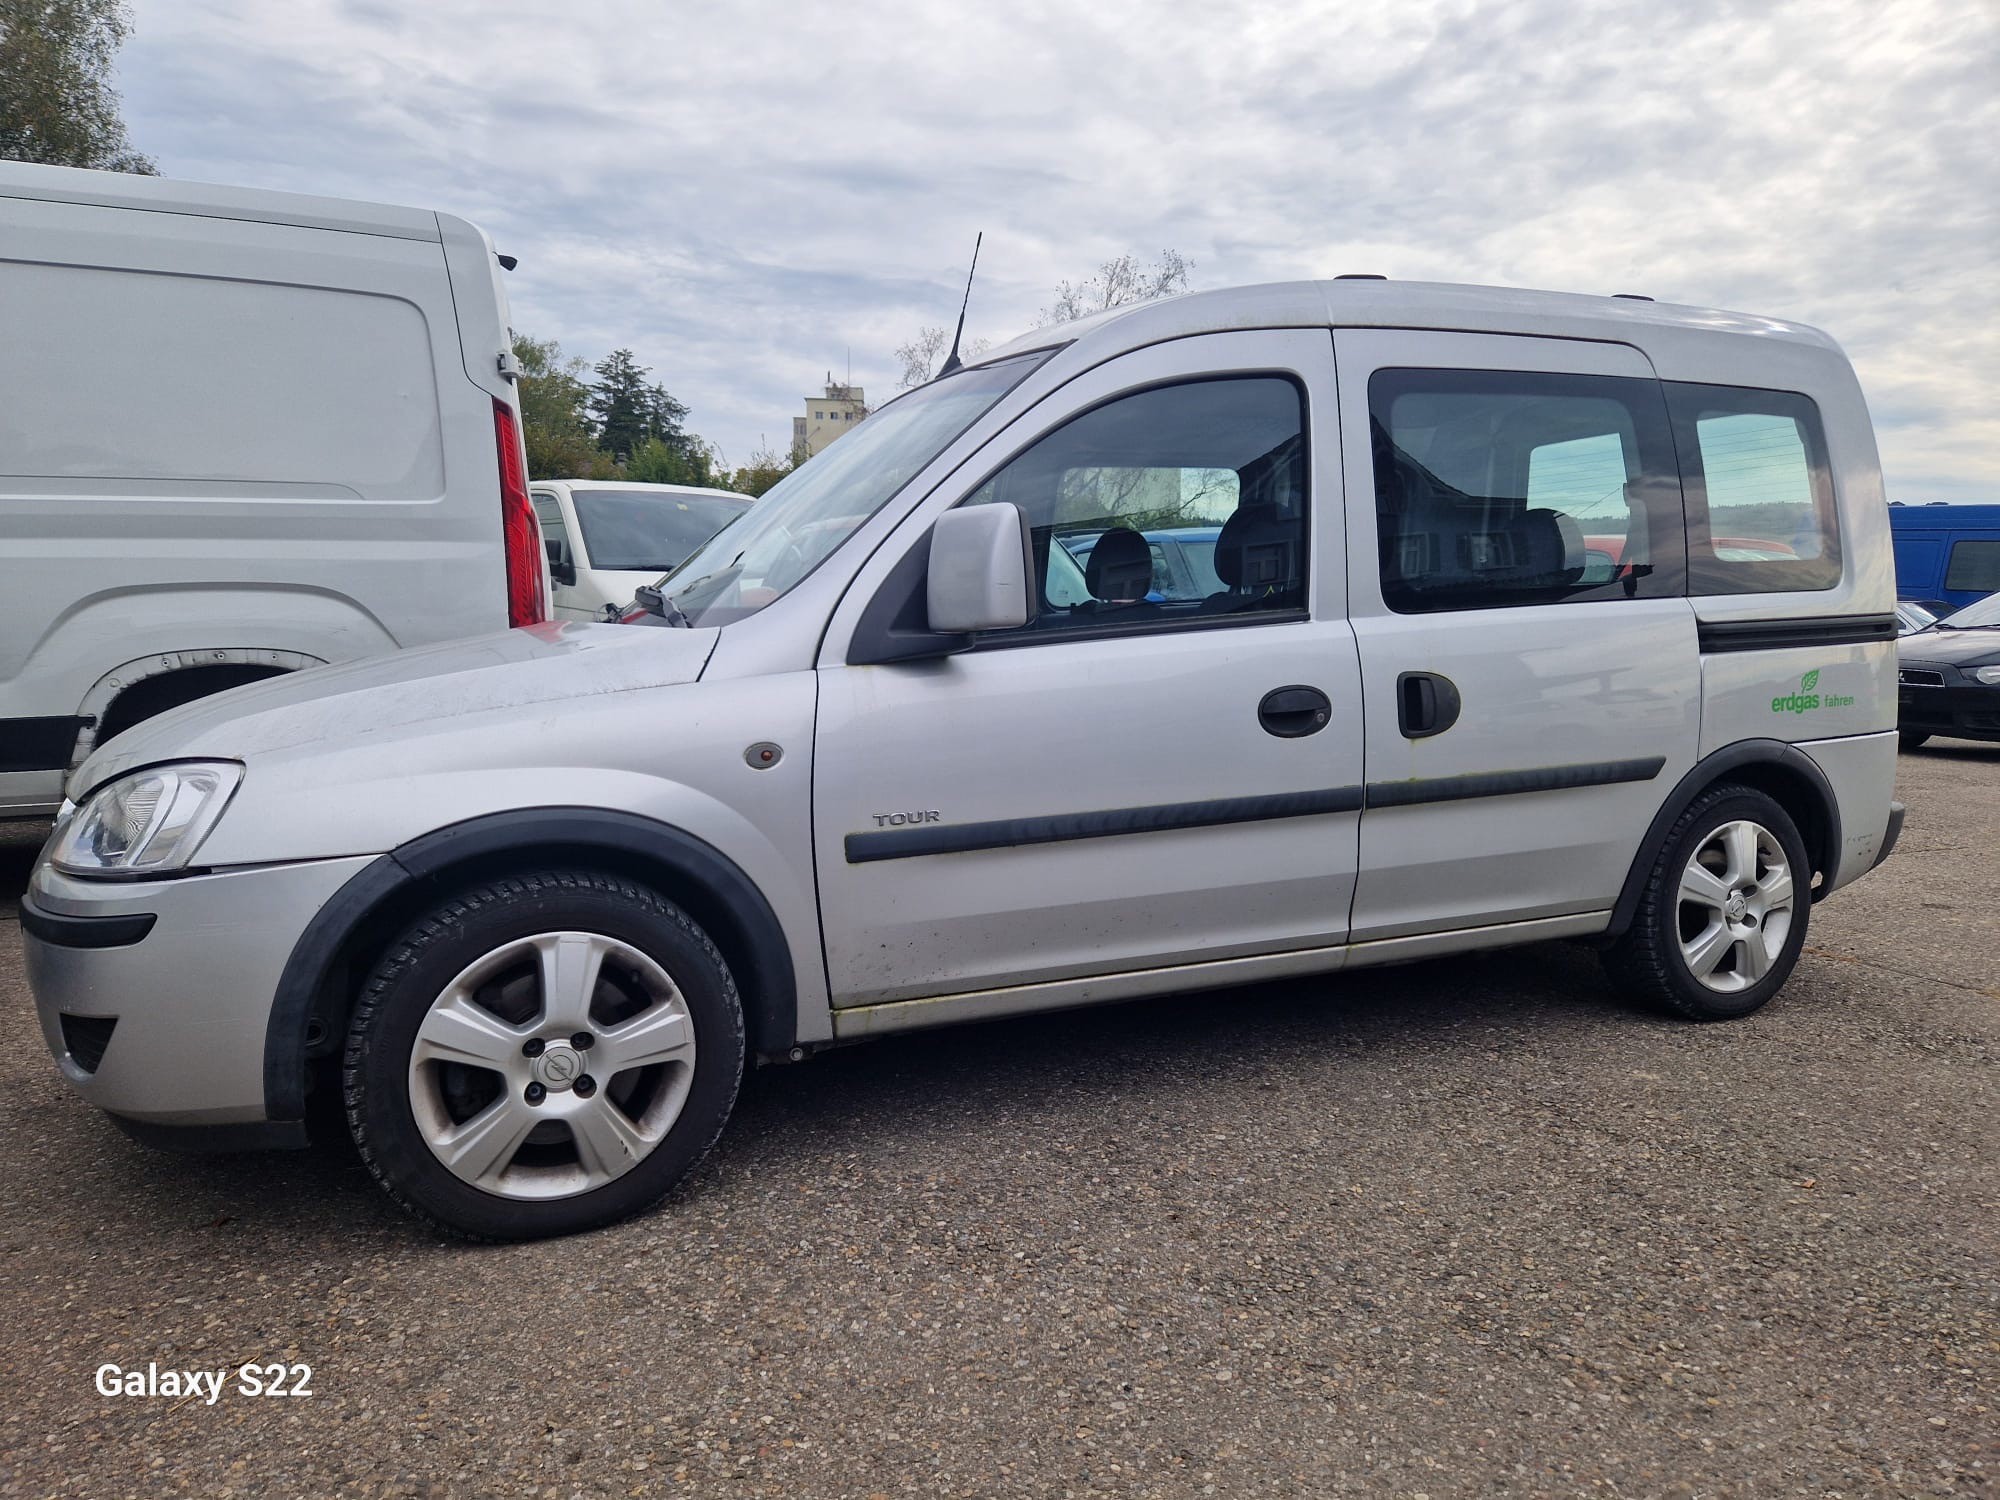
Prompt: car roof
<box><xmin>0</xmin><ymin>159</ymin><xmax>443</xmax><ymax>242</ymax></box>
<box><xmin>555</xmin><ymin>480</ymin><xmax>751</xmax><ymax>502</ymax></box>
<box><xmin>971</xmin><ymin>279</ymin><xmax>1843</xmax><ymax>370</ymax></box>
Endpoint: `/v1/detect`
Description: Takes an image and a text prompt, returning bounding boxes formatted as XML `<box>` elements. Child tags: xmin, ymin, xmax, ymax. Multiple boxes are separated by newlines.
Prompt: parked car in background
<box><xmin>1894</xmin><ymin>600</ymin><xmax>1938</xmax><ymax>635</ymax></box>
<box><xmin>0</xmin><ymin>162</ymin><xmax>542</xmax><ymax>819</ymax></box>
<box><xmin>25</xmin><ymin>280</ymin><xmax>1904</xmax><ymax>1240</ymax></box>
<box><xmin>1888</xmin><ymin>502</ymin><xmax>2000</xmax><ymax>613</ymax></box>
<box><xmin>532</xmin><ymin>481</ymin><xmax>752</xmax><ymax>621</ymax></box>
<box><xmin>1895</xmin><ymin>590</ymin><xmax>2000</xmax><ymax>747</ymax></box>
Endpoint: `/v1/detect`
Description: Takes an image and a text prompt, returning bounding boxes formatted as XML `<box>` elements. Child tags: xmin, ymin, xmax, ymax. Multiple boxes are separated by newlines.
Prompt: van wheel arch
<box><xmin>79</xmin><ymin>649</ymin><xmax>324</xmax><ymax>762</ymax></box>
<box><xmin>266</xmin><ymin>808</ymin><xmax>800</xmax><ymax>1126</ymax></box>
<box><xmin>1605</xmin><ymin>740</ymin><xmax>1841</xmax><ymax>939</ymax></box>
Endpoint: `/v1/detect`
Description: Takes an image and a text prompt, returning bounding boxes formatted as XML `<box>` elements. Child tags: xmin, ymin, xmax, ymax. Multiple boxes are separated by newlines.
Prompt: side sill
<box><xmin>829</xmin><ymin>911</ymin><xmax>1609</xmax><ymax>1041</ymax></box>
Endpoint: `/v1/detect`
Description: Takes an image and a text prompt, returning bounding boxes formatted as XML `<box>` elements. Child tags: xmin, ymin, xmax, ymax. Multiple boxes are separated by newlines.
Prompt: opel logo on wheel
<box><xmin>537</xmin><ymin>1048</ymin><xmax>581</xmax><ymax>1087</ymax></box>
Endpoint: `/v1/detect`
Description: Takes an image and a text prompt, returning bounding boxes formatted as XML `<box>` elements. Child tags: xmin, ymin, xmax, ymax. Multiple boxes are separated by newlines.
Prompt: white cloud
<box><xmin>119</xmin><ymin>0</ymin><xmax>1997</xmax><ymax>492</ymax></box>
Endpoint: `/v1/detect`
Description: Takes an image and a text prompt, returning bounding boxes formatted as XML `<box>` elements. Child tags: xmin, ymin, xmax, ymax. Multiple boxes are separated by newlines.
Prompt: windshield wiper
<box><xmin>632</xmin><ymin>584</ymin><xmax>693</xmax><ymax>627</ymax></box>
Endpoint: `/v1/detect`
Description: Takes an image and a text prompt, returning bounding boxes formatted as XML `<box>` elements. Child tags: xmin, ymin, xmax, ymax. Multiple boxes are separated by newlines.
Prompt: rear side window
<box><xmin>1944</xmin><ymin>539</ymin><xmax>2000</xmax><ymax>594</ymax></box>
<box><xmin>1666</xmin><ymin>384</ymin><xmax>1839</xmax><ymax>594</ymax></box>
<box><xmin>1368</xmin><ymin>369</ymin><xmax>1685</xmax><ymax>612</ymax></box>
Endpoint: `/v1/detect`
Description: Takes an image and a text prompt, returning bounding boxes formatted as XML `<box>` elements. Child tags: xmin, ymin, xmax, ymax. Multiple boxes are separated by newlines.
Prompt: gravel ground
<box><xmin>1</xmin><ymin>745</ymin><xmax>1994</xmax><ymax>1499</ymax></box>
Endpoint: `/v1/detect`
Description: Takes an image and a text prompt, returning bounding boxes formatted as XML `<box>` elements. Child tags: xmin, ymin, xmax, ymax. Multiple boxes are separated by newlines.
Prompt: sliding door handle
<box><xmin>1397</xmin><ymin>671</ymin><xmax>1461</xmax><ymax>739</ymax></box>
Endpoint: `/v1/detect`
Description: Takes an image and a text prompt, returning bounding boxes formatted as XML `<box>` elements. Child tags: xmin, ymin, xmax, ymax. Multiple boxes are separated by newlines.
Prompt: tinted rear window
<box><xmin>1944</xmin><ymin>538</ymin><xmax>2000</xmax><ymax>594</ymax></box>
<box><xmin>1666</xmin><ymin>384</ymin><xmax>1840</xmax><ymax>594</ymax></box>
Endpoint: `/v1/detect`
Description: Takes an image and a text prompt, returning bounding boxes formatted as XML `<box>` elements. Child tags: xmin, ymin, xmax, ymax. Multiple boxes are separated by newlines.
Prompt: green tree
<box><xmin>512</xmin><ymin>333</ymin><xmax>614</xmax><ymax>480</ymax></box>
<box><xmin>588</xmin><ymin>348</ymin><xmax>696</xmax><ymax>465</ymax></box>
<box><xmin>0</xmin><ymin>0</ymin><xmax>155</xmax><ymax>172</ymax></box>
<box><xmin>626</xmin><ymin>433</ymin><xmax>722</xmax><ymax>489</ymax></box>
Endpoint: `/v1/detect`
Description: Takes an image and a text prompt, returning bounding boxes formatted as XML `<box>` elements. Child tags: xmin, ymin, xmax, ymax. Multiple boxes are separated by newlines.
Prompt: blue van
<box><xmin>1889</xmin><ymin>503</ymin><xmax>2000</xmax><ymax>611</ymax></box>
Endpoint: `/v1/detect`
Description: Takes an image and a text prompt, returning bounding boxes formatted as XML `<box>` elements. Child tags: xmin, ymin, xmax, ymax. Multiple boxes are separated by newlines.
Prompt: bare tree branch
<box><xmin>1039</xmin><ymin>250</ymin><xmax>1192</xmax><ymax>326</ymax></box>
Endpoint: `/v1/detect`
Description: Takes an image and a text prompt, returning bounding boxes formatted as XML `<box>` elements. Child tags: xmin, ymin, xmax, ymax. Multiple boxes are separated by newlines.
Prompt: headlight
<box><xmin>49</xmin><ymin>762</ymin><xmax>242</xmax><ymax>877</ymax></box>
<box><xmin>1973</xmin><ymin>665</ymin><xmax>2000</xmax><ymax>687</ymax></box>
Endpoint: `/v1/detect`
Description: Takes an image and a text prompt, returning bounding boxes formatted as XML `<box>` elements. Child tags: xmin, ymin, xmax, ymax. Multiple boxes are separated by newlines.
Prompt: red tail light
<box><xmin>494</xmin><ymin>399</ymin><xmax>547</xmax><ymax>627</ymax></box>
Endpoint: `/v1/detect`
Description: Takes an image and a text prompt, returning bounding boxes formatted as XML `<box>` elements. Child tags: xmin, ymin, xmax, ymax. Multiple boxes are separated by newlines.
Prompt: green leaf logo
<box><xmin>1801</xmin><ymin>668</ymin><xmax>1820</xmax><ymax>693</ymax></box>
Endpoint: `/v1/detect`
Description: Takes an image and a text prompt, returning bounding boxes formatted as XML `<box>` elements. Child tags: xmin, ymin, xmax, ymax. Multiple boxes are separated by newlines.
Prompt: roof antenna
<box><xmin>937</xmin><ymin>232</ymin><xmax>983</xmax><ymax>378</ymax></box>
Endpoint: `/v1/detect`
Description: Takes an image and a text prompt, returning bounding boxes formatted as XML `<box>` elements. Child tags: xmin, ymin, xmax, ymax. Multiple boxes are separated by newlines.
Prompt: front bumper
<box><xmin>1898</xmin><ymin>671</ymin><xmax>2000</xmax><ymax>742</ymax></box>
<box><xmin>24</xmin><ymin>855</ymin><xmax>374</xmax><ymax>1132</ymax></box>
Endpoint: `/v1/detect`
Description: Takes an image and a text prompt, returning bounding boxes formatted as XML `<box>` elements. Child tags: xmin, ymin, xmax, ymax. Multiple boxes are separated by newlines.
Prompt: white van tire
<box><xmin>342</xmin><ymin>869</ymin><xmax>744</xmax><ymax>1240</ymax></box>
<box><xmin>1604</xmin><ymin>784</ymin><xmax>1812</xmax><ymax>1022</ymax></box>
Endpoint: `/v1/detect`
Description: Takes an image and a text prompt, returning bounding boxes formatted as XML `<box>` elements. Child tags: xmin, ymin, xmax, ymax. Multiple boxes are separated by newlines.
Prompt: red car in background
<box><xmin>1581</xmin><ymin>534</ymin><xmax>1798</xmax><ymax>583</ymax></box>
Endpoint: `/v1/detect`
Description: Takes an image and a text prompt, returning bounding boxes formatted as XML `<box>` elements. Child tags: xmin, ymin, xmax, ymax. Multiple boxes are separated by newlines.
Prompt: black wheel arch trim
<box><xmin>1606</xmin><ymin>739</ymin><xmax>1842</xmax><ymax>939</ymax></box>
<box><xmin>263</xmin><ymin>807</ymin><xmax>799</xmax><ymax>1122</ymax></box>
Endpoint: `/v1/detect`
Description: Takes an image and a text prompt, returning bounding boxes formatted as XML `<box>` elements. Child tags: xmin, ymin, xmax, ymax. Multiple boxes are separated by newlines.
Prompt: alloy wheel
<box><xmin>405</xmin><ymin>931</ymin><xmax>697</xmax><ymax>1199</ymax></box>
<box><xmin>1675</xmin><ymin>819</ymin><xmax>1796</xmax><ymax>994</ymax></box>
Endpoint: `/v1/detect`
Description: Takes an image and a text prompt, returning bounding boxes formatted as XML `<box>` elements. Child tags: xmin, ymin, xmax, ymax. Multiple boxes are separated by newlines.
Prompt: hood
<box><xmin>1899</xmin><ymin>625</ymin><xmax>2000</xmax><ymax>669</ymax></box>
<box><xmin>75</xmin><ymin>622</ymin><xmax>718</xmax><ymax>796</ymax></box>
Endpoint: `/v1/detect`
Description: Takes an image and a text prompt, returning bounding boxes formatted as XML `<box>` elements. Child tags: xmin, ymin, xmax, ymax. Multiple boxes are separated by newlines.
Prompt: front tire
<box><xmin>1604</xmin><ymin>785</ymin><xmax>1811</xmax><ymax>1022</ymax></box>
<box><xmin>343</xmin><ymin>869</ymin><xmax>744</xmax><ymax>1240</ymax></box>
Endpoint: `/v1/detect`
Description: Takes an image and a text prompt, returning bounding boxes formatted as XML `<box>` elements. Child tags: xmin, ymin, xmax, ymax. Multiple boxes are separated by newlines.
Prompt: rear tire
<box><xmin>343</xmin><ymin>869</ymin><xmax>744</xmax><ymax>1241</ymax></box>
<box><xmin>1898</xmin><ymin>731</ymin><xmax>1930</xmax><ymax>751</ymax></box>
<box><xmin>1603</xmin><ymin>784</ymin><xmax>1811</xmax><ymax>1022</ymax></box>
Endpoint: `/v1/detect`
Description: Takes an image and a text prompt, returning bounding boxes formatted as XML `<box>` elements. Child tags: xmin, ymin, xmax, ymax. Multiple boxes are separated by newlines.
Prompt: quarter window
<box><xmin>1368</xmin><ymin>368</ymin><xmax>1684</xmax><ymax>612</ymax></box>
<box><xmin>963</xmin><ymin>377</ymin><xmax>1307</xmax><ymax>637</ymax></box>
<box><xmin>1666</xmin><ymin>384</ymin><xmax>1839</xmax><ymax>593</ymax></box>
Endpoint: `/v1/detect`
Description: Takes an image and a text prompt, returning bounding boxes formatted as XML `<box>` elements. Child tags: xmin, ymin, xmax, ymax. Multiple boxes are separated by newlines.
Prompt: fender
<box><xmin>1605</xmin><ymin>739</ymin><xmax>1841</xmax><ymax>939</ymax></box>
<box><xmin>264</xmin><ymin>807</ymin><xmax>800</xmax><ymax>1122</ymax></box>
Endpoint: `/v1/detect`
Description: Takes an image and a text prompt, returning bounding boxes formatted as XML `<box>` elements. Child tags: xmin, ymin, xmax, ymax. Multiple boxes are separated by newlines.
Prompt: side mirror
<box><xmin>926</xmin><ymin>503</ymin><xmax>1032</xmax><ymax>634</ymax></box>
<box><xmin>543</xmin><ymin>540</ymin><xmax>577</xmax><ymax>588</ymax></box>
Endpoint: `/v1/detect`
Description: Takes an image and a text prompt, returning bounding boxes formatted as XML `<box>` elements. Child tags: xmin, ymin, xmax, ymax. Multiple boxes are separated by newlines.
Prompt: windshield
<box><xmin>1940</xmin><ymin>591</ymin><xmax>2000</xmax><ymax>629</ymax></box>
<box><xmin>572</xmin><ymin>489</ymin><xmax>747</xmax><ymax>572</ymax></box>
<box><xmin>658</xmin><ymin>353</ymin><xmax>1046</xmax><ymax>627</ymax></box>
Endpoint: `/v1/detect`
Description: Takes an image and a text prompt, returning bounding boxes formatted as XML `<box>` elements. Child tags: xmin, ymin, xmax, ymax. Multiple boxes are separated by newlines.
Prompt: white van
<box><xmin>531</xmin><ymin>480</ymin><xmax>751</xmax><ymax>621</ymax></box>
<box><xmin>0</xmin><ymin>162</ymin><xmax>545</xmax><ymax>817</ymax></box>
<box><xmin>25</xmin><ymin>280</ymin><xmax>1904</xmax><ymax>1240</ymax></box>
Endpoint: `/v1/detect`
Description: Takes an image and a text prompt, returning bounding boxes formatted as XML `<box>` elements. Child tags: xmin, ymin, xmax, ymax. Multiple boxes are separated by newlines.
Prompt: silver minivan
<box><xmin>24</xmin><ymin>281</ymin><xmax>1906</xmax><ymax>1239</ymax></box>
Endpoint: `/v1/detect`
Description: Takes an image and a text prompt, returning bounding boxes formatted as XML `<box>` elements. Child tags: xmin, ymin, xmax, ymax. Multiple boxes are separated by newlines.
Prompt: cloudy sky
<box><xmin>116</xmin><ymin>0</ymin><xmax>1996</xmax><ymax>498</ymax></box>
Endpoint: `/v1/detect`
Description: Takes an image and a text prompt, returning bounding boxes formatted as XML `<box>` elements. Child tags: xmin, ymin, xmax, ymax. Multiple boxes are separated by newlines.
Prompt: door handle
<box><xmin>1397</xmin><ymin>671</ymin><xmax>1461</xmax><ymax>739</ymax></box>
<box><xmin>1258</xmin><ymin>684</ymin><xmax>1332</xmax><ymax>738</ymax></box>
